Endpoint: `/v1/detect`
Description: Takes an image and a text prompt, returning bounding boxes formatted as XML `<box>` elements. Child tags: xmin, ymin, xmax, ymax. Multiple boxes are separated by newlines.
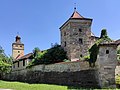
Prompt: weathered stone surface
<box><xmin>97</xmin><ymin>44</ymin><xmax>117</xmax><ymax>88</ymax></box>
<box><xmin>60</xmin><ymin>19</ymin><xmax>95</xmax><ymax>61</ymax></box>
<box><xmin>2</xmin><ymin>61</ymin><xmax>100</xmax><ymax>88</ymax></box>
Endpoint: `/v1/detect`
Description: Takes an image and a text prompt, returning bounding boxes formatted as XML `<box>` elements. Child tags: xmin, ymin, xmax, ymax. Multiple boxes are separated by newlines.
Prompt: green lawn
<box><xmin>0</xmin><ymin>80</ymin><xmax>119</xmax><ymax>90</ymax></box>
<box><xmin>0</xmin><ymin>80</ymin><xmax>67</xmax><ymax>90</ymax></box>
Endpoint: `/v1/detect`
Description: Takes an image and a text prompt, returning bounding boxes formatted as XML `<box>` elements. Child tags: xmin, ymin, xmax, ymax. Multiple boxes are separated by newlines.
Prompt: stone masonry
<box><xmin>60</xmin><ymin>9</ymin><xmax>95</xmax><ymax>61</ymax></box>
<box><xmin>97</xmin><ymin>43</ymin><xmax>117</xmax><ymax>88</ymax></box>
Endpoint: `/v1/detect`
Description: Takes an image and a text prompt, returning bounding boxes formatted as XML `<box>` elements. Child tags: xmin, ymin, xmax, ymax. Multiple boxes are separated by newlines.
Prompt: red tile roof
<box><xmin>16</xmin><ymin>53</ymin><xmax>24</xmax><ymax>60</ymax></box>
<box><xmin>59</xmin><ymin>10</ymin><xmax>92</xmax><ymax>29</ymax></box>
<box><xmin>70</xmin><ymin>11</ymin><xmax>84</xmax><ymax>19</ymax></box>
<box><xmin>18</xmin><ymin>53</ymin><xmax>33</xmax><ymax>60</ymax></box>
<box><xmin>13</xmin><ymin>53</ymin><xmax>33</xmax><ymax>63</ymax></box>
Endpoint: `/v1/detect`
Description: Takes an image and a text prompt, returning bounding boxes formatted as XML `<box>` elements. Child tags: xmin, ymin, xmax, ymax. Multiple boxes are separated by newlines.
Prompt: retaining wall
<box><xmin>2</xmin><ymin>61</ymin><xmax>100</xmax><ymax>88</ymax></box>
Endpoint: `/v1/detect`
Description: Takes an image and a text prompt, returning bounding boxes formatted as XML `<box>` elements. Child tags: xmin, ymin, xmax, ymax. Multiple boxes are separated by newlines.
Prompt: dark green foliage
<box><xmin>89</xmin><ymin>44</ymin><xmax>99</xmax><ymax>67</ymax></box>
<box><xmin>117</xmin><ymin>49</ymin><xmax>120</xmax><ymax>54</ymax></box>
<box><xmin>100</xmin><ymin>29</ymin><xmax>108</xmax><ymax>38</ymax></box>
<box><xmin>27</xmin><ymin>44</ymin><xmax>68</xmax><ymax>67</ymax></box>
<box><xmin>89</xmin><ymin>29</ymin><xmax>112</xmax><ymax>67</ymax></box>
<box><xmin>43</xmin><ymin>45</ymin><xmax>67</xmax><ymax>63</ymax></box>
<box><xmin>0</xmin><ymin>46</ymin><xmax>12</xmax><ymax>74</ymax></box>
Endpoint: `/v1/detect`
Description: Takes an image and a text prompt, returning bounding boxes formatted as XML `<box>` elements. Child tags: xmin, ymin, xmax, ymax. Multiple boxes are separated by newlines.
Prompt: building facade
<box><xmin>60</xmin><ymin>8</ymin><xmax>96</xmax><ymax>61</ymax></box>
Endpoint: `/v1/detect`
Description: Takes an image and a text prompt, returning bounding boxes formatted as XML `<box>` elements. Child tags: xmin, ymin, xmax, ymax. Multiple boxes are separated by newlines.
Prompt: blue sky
<box><xmin>0</xmin><ymin>0</ymin><xmax>120</xmax><ymax>56</ymax></box>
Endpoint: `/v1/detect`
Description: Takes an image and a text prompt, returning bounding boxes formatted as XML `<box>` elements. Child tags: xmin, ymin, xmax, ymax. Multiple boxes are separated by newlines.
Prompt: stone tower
<box><xmin>60</xmin><ymin>8</ymin><xmax>93</xmax><ymax>61</ymax></box>
<box><xmin>97</xmin><ymin>42</ymin><xmax>117</xmax><ymax>88</ymax></box>
<box><xmin>12</xmin><ymin>35</ymin><xmax>24</xmax><ymax>60</ymax></box>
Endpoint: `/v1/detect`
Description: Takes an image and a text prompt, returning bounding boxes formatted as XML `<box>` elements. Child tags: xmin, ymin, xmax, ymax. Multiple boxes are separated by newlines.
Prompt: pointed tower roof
<box><xmin>70</xmin><ymin>7</ymin><xmax>84</xmax><ymax>19</ymax></box>
<box><xmin>59</xmin><ymin>7</ymin><xmax>92</xmax><ymax>29</ymax></box>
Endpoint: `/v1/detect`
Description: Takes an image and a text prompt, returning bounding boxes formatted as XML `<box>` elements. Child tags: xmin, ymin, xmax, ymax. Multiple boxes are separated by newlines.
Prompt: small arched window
<box><xmin>106</xmin><ymin>50</ymin><xmax>109</xmax><ymax>54</ymax></box>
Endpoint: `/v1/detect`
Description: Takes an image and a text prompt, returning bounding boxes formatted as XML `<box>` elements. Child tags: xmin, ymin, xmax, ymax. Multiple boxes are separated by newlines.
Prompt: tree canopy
<box><xmin>0</xmin><ymin>46</ymin><xmax>12</xmax><ymax>74</ymax></box>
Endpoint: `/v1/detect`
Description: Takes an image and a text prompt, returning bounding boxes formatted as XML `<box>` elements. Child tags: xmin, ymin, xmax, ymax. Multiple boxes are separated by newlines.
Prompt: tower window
<box><xmin>18</xmin><ymin>51</ymin><xmax>20</xmax><ymax>53</ymax></box>
<box><xmin>20</xmin><ymin>45</ymin><xmax>22</xmax><ymax>47</ymax></box>
<box><xmin>80</xmin><ymin>54</ymin><xmax>83</xmax><ymax>58</ymax></box>
<box><xmin>15</xmin><ymin>45</ymin><xmax>18</xmax><ymax>47</ymax></box>
<box><xmin>79</xmin><ymin>28</ymin><xmax>82</xmax><ymax>32</ymax></box>
<box><xmin>79</xmin><ymin>38</ymin><xmax>83</xmax><ymax>44</ymax></box>
<box><xmin>64</xmin><ymin>32</ymin><xmax>66</xmax><ymax>36</ymax></box>
<box><xmin>64</xmin><ymin>41</ymin><xmax>66</xmax><ymax>47</ymax></box>
<box><xmin>106</xmin><ymin>50</ymin><xmax>109</xmax><ymax>54</ymax></box>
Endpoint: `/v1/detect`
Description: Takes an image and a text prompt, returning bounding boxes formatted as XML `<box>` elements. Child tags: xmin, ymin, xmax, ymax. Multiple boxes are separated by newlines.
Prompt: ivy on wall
<box><xmin>89</xmin><ymin>29</ymin><xmax>112</xmax><ymax>67</ymax></box>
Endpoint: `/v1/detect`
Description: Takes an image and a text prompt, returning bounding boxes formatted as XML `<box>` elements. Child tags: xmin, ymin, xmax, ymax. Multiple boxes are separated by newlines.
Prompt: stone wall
<box><xmin>60</xmin><ymin>19</ymin><xmax>93</xmax><ymax>61</ymax></box>
<box><xmin>2</xmin><ymin>61</ymin><xmax>100</xmax><ymax>88</ymax></box>
<box><xmin>2</xmin><ymin>42</ymin><xmax>118</xmax><ymax>89</ymax></box>
<box><xmin>97</xmin><ymin>44</ymin><xmax>117</xmax><ymax>88</ymax></box>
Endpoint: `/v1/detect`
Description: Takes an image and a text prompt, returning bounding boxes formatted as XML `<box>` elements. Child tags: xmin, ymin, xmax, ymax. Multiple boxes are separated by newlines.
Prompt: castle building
<box><xmin>60</xmin><ymin>8</ymin><xmax>97</xmax><ymax>61</ymax></box>
<box><xmin>12</xmin><ymin>35</ymin><xmax>24</xmax><ymax>60</ymax></box>
<box><xmin>12</xmin><ymin>35</ymin><xmax>32</xmax><ymax>71</ymax></box>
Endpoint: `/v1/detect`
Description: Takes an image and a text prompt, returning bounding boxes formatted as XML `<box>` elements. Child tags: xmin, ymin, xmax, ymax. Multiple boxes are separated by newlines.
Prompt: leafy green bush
<box><xmin>116</xmin><ymin>75</ymin><xmax>120</xmax><ymax>85</ymax></box>
<box><xmin>63</xmin><ymin>59</ymin><xmax>70</xmax><ymax>62</ymax></box>
<box><xmin>27</xmin><ymin>44</ymin><xmax>68</xmax><ymax>67</ymax></box>
<box><xmin>83</xmin><ymin>55</ymin><xmax>90</xmax><ymax>61</ymax></box>
<box><xmin>0</xmin><ymin>46</ymin><xmax>12</xmax><ymax>73</ymax></box>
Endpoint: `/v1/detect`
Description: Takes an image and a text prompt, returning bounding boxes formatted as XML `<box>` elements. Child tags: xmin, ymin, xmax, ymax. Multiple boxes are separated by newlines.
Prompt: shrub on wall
<box><xmin>27</xmin><ymin>44</ymin><xmax>68</xmax><ymax>67</ymax></box>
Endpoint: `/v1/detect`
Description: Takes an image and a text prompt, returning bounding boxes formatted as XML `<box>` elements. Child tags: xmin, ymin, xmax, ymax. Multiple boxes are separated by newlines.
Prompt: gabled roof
<box><xmin>13</xmin><ymin>53</ymin><xmax>33</xmax><ymax>63</ymax></box>
<box><xmin>18</xmin><ymin>53</ymin><xmax>33</xmax><ymax>60</ymax></box>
